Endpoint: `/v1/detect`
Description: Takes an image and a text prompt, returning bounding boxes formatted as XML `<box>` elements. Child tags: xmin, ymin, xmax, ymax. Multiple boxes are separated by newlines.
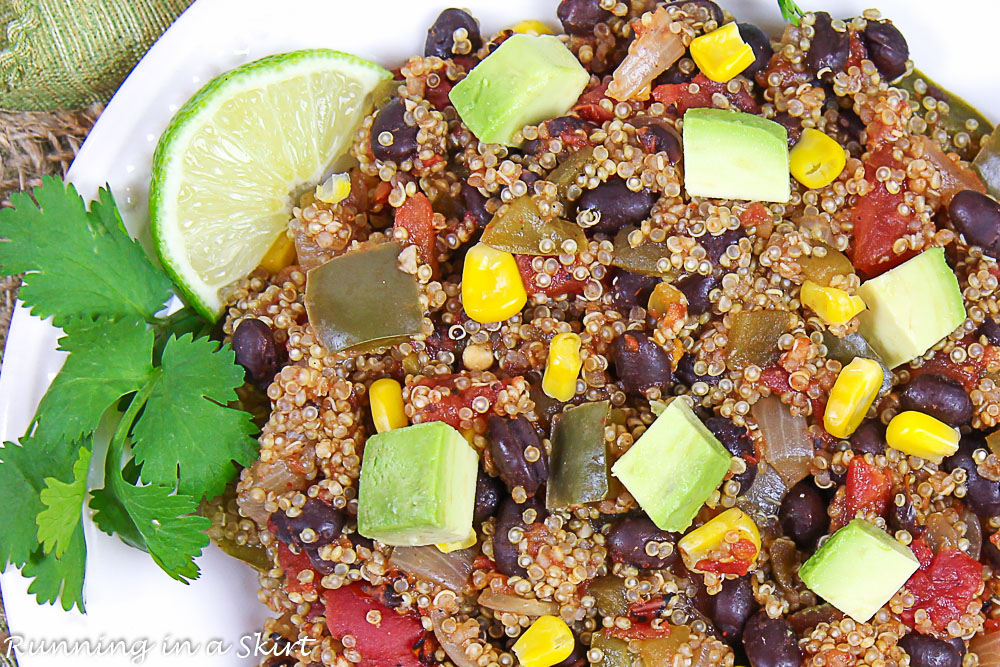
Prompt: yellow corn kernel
<box><xmin>689</xmin><ymin>22</ymin><xmax>756</xmax><ymax>83</ymax></box>
<box><xmin>823</xmin><ymin>358</ymin><xmax>883</xmax><ymax>439</ymax></box>
<box><xmin>462</xmin><ymin>243</ymin><xmax>527</xmax><ymax>323</ymax></box>
<box><xmin>512</xmin><ymin>19</ymin><xmax>553</xmax><ymax>35</ymax></box>
<box><xmin>259</xmin><ymin>232</ymin><xmax>297</xmax><ymax>273</ymax></box>
<box><xmin>678</xmin><ymin>508</ymin><xmax>761</xmax><ymax>573</ymax></box>
<box><xmin>436</xmin><ymin>529</ymin><xmax>477</xmax><ymax>553</ymax></box>
<box><xmin>512</xmin><ymin>615</ymin><xmax>574</xmax><ymax>667</ymax></box>
<box><xmin>790</xmin><ymin>128</ymin><xmax>848</xmax><ymax>189</ymax></box>
<box><xmin>542</xmin><ymin>332</ymin><xmax>583</xmax><ymax>402</ymax></box>
<box><xmin>369</xmin><ymin>378</ymin><xmax>407</xmax><ymax>433</ymax></box>
<box><xmin>800</xmin><ymin>280</ymin><xmax>866</xmax><ymax>326</ymax></box>
<box><xmin>315</xmin><ymin>171</ymin><xmax>352</xmax><ymax>204</ymax></box>
<box><xmin>886</xmin><ymin>411</ymin><xmax>960</xmax><ymax>464</ymax></box>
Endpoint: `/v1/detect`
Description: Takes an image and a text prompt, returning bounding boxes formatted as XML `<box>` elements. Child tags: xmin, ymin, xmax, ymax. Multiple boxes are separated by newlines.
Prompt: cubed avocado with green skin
<box><xmin>611</xmin><ymin>398</ymin><xmax>731</xmax><ymax>532</ymax></box>
<box><xmin>358</xmin><ymin>422</ymin><xmax>478</xmax><ymax>546</ymax></box>
<box><xmin>856</xmin><ymin>248</ymin><xmax>966</xmax><ymax>369</ymax></box>
<box><xmin>448</xmin><ymin>34</ymin><xmax>590</xmax><ymax>147</ymax></box>
<box><xmin>799</xmin><ymin>519</ymin><xmax>920</xmax><ymax>623</ymax></box>
<box><xmin>682</xmin><ymin>108</ymin><xmax>790</xmax><ymax>203</ymax></box>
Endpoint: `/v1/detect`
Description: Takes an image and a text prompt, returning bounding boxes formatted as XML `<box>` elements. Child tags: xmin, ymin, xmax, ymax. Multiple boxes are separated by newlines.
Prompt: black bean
<box><xmin>698</xmin><ymin>226</ymin><xmax>746</xmax><ymax>263</ymax></box>
<box><xmin>779</xmin><ymin>480</ymin><xmax>829</xmax><ymax>547</ymax></box>
<box><xmin>944</xmin><ymin>434</ymin><xmax>1000</xmax><ymax>517</ymax></box>
<box><xmin>950</xmin><ymin>190</ymin><xmax>1000</xmax><ymax>258</ymax></box>
<box><xmin>557</xmin><ymin>0</ymin><xmax>612</xmax><ymax>35</ymax></box>
<box><xmin>900</xmin><ymin>373</ymin><xmax>973</xmax><ymax>426</ymax></box>
<box><xmin>270</xmin><ymin>498</ymin><xmax>346</xmax><ymax>574</ymax></box>
<box><xmin>610</xmin><ymin>269</ymin><xmax>660</xmax><ymax>310</ymax></box>
<box><xmin>488</xmin><ymin>416</ymin><xmax>548</xmax><ymax>496</ymax></box>
<box><xmin>676</xmin><ymin>272</ymin><xmax>719</xmax><ymax>315</ymax></box>
<box><xmin>979</xmin><ymin>316</ymin><xmax>1000</xmax><ymax>345</ymax></box>
<box><xmin>887</xmin><ymin>494</ymin><xmax>919</xmax><ymax>536</ymax></box>
<box><xmin>898</xmin><ymin>633</ymin><xmax>962</xmax><ymax>667</ymax></box>
<box><xmin>606</xmin><ymin>516</ymin><xmax>679</xmax><ymax>569</ymax></box>
<box><xmin>862</xmin><ymin>20</ymin><xmax>908</xmax><ymax>81</ymax></box>
<box><xmin>835</xmin><ymin>105</ymin><xmax>866</xmax><ymax>144</ymax></box>
<box><xmin>424</xmin><ymin>8</ymin><xmax>481</xmax><ymax>59</ymax></box>
<box><xmin>369</xmin><ymin>98</ymin><xmax>418</xmax><ymax>163</ymax></box>
<box><xmin>849</xmin><ymin>418</ymin><xmax>886</xmax><ymax>455</ymax></box>
<box><xmin>232</xmin><ymin>319</ymin><xmax>283</xmax><ymax>390</ymax></box>
<box><xmin>612</xmin><ymin>331</ymin><xmax>673</xmax><ymax>395</ymax></box>
<box><xmin>709</xmin><ymin>576</ymin><xmax>758</xmax><ymax>645</ymax></box>
<box><xmin>737</xmin><ymin>23</ymin><xmax>773</xmax><ymax>78</ymax></box>
<box><xmin>742</xmin><ymin>612</ymin><xmax>803</xmax><ymax>667</ymax></box>
<box><xmin>676</xmin><ymin>352</ymin><xmax>720</xmax><ymax>387</ymax></box>
<box><xmin>654</xmin><ymin>60</ymin><xmax>696</xmax><ymax>86</ymax></box>
<box><xmin>772</xmin><ymin>112</ymin><xmax>803</xmax><ymax>146</ymax></box>
<box><xmin>552</xmin><ymin>640</ymin><xmax>586</xmax><ymax>667</ymax></box>
<box><xmin>947</xmin><ymin>637</ymin><xmax>967</xmax><ymax>658</ymax></box>
<box><xmin>636</xmin><ymin>124</ymin><xmax>682</xmax><ymax>164</ymax></box>
<box><xmin>669</xmin><ymin>0</ymin><xmax>724</xmax><ymax>25</ymax></box>
<box><xmin>579</xmin><ymin>178</ymin><xmax>657</xmax><ymax>234</ymax></box>
<box><xmin>982</xmin><ymin>531</ymin><xmax>1000</xmax><ymax>568</ymax></box>
<box><xmin>492</xmin><ymin>494</ymin><xmax>547</xmax><ymax>577</ymax></box>
<box><xmin>524</xmin><ymin>116</ymin><xmax>595</xmax><ymax>154</ymax></box>
<box><xmin>474</xmin><ymin>470</ymin><xmax>503</xmax><ymax>523</ymax></box>
<box><xmin>805</xmin><ymin>12</ymin><xmax>849</xmax><ymax>78</ymax></box>
<box><xmin>461</xmin><ymin>182</ymin><xmax>490</xmax><ymax>227</ymax></box>
<box><xmin>705</xmin><ymin>417</ymin><xmax>753</xmax><ymax>458</ymax></box>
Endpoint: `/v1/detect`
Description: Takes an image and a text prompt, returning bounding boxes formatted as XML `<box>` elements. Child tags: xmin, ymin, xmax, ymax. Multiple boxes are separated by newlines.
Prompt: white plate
<box><xmin>1</xmin><ymin>1</ymin><xmax>998</xmax><ymax>665</ymax></box>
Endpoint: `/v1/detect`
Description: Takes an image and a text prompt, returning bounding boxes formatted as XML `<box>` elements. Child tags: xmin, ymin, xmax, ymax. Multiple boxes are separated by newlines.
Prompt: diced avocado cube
<box><xmin>856</xmin><ymin>248</ymin><xmax>966</xmax><ymax>369</ymax></box>
<box><xmin>449</xmin><ymin>34</ymin><xmax>590</xmax><ymax>147</ymax></box>
<box><xmin>682</xmin><ymin>108</ymin><xmax>790</xmax><ymax>203</ymax></box>
<box><xmin>358</xmin><ymin>422</ymin><xmax>478</xmax><ymax>546</ymax></box>
<box><xmin>305</xmin><ymin>242</ymin><xmax>423</xmax><ymax>354</ymax></box>
<box><xmin>799</xmin><ymin>519</ymin><xmax>919</xmax><ymax>622</ymax></box>
<box><xmin>547</xmin><ymin>400</ymin><xmax>612</xmax><ymax>510</ymax></box>
<box><xmin>611</xmin><ymin>398</ymin><xmax>731</xmax><ymax>532</ymax></box>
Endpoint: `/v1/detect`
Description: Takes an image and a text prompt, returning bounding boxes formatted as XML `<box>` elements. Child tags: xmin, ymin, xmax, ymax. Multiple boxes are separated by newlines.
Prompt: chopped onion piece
<box><xmin>430</xmin><ymin>609</ymin><xmax>480</xmax><ymax>667</ymax></box>
<box><xmin>608</xmin><ymin>8</ymin><xmax>685</xmax><ymax>101</ymax></box>
<box><xmin>963</xmin><ymin>508</ymin><xmax>983</xmax><ymax>561</ymax></box>
<box><xmin>477</xmin><ymin>588</ymin><xmax>558</xmax><ymax>617</ymax></box>
<box><xmin>389</xmin><ymin>545</ymin><xmax>475</xmax><ymax>591</ymax></box>
<box><xmin>750</xmin><ymin>396</ymin><xmax>814</xmax><ymax>488</ymax></box>
<box><xmin>971</xmin><ymin>630</ymin><xmax>1000</xmax><ymax>667</ymax></box>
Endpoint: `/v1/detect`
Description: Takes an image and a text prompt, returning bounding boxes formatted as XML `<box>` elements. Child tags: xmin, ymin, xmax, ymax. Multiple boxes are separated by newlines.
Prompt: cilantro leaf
<box><xmin>778</xmin><ymin>0</ymin><xmax>804</xmax><ymax>24</ymax></box>
<box><xmin>0</xmin><ymin>176</ymin><xmax>172</xmax><ymax>327</ymax></box>
<box><xmin>22</xmin><ymin>525</ymin><xmax>86</xmax><ymax>612</ymax></box>
<box><xmin>31</xmin><ymin>317</ymin><xmax>154</xmax><ymax>445</ymax></box>
<box><xmin>0</xmin><ymin>436</ymin><xmax>79</xmax><ymax>569</ymax></box>
<box><xmin>92</xmin><ymin>435</ymin><xmax>210</xmax><ymax>582</ymax></box>
<box><xmin>132</xmin><ymin>334</ymin><xmax>258</xmax><ymax>499</ymax></box>
<box><xmin>37</xmin><ymin>447</ymin><xmax>92</xmax><ymax>558</ymax></box>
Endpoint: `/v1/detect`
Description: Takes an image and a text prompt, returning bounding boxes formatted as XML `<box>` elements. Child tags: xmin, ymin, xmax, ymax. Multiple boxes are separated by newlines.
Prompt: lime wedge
<box><xmin>150</xmin><ymin>49</ymin><xmax>391</xmax><ymax>319</ymax></box>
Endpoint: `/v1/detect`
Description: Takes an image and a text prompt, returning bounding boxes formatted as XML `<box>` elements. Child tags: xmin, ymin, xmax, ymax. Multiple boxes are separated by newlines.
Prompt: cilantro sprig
<box><xmin>0</xmin><ymin>176</ymin><xmax>259</xmax><ymax>611</ymax></box>
<box><xmin>778</xmin><ymin>0</ymin><xmax>805</xmax><ymax>25</ymax></box>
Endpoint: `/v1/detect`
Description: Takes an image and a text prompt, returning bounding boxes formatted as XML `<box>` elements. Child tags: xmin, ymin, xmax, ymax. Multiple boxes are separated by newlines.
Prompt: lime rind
<box><xmin>150</xmin><ymin>49</ymin><xmax>391</xmax><ymax>320</ymax></box>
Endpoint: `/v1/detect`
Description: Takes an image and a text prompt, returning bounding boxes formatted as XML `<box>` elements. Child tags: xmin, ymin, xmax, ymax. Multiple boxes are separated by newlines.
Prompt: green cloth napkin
<box><xmin>1</xmin><ymin>0</ymin><xmax>193</xmax><ymax>111</ymax></box>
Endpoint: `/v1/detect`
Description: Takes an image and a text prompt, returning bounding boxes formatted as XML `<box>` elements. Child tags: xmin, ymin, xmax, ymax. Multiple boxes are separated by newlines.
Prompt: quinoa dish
<box><xmin>6</xmin><ymin>1</ymin><xmax>1000</xmax><ymax>666</ymax></box>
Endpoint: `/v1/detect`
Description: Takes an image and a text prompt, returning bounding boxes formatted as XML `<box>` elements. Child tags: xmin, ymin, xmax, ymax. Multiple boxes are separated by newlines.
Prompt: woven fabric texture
<box><xmin>1</xmin><ymin>0</ymin><xmax>192</xmax><ymax>111</ymax></box>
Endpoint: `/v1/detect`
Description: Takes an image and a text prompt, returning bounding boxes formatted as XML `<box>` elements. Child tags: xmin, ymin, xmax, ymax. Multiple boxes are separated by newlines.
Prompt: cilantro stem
<box><xmin>106</xmin><ymin>375</ymin><xmax>161</xmax><ymax>480</ymax></box>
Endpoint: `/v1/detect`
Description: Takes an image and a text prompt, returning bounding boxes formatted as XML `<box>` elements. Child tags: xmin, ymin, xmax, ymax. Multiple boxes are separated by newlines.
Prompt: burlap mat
<box><xmin>0</xmin><ymin>102</ymin><xmax>104</xmax><ymax>666</ymax></box>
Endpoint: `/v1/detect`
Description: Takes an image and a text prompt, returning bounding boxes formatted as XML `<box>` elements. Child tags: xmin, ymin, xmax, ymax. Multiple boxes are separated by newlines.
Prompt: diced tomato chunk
<box><xmin>394</xmin><ymin>193</ymin><xmax>438</xmax><ymax>276</ymax></box>
<box><xmin>845</xmin><ymin>457</ymin><xmax>892</xmax><ymax>520</ymax></box>
<box><xmin>901</xmin><ymin>547</ymin><xmax>984</xmax><ymax>633</ymax></box>
<box><xmin>848</xmin><ymin>147</ymin><xmax>916</xmax><ymax>277</ymax></box>
<box><xmin>909</xmin><ymin>339</ymin><xmax>992</xmax><ymax>392</ymax></box>
<box><xmin>740</xmin><ymin>203</ymin><xmax>769</xmax><ymax>228</ymax></box>
<box><xmin>277</xmin><ymin>541</ymin><xmax>318</xmax><ymax>596</ymax></box>
<box><xmin>515</xmin><ymin>254</ymin><xmax>587</xmax><ymax>299</ymax></box>
<box><xmin>652</xmin><ymin>73</ymin><xmax>760</xmax><ymax>115</ymax></box>
<box><xmin>324</xmin><ymin>584</ymin><xmax>428</xmax><ymax>667</ymax></box>
<box><xmin>607</xmin><ymin>622</ymin><xmax>673</xmax><ymax>640</ymax></box>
